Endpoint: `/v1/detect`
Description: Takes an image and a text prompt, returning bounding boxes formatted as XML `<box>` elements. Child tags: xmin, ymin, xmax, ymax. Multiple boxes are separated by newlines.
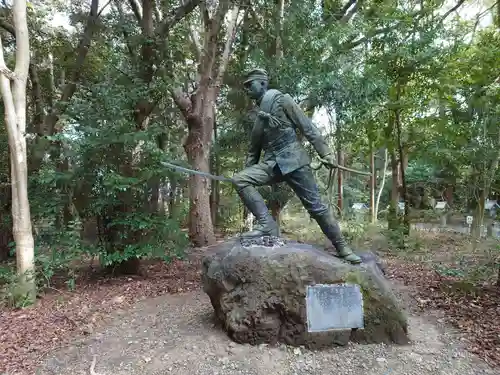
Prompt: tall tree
<box><xmin>0</xmin><ymin>0</ymin><xmax>35</xmax><ymax>301</ymax></box>
<box><xmin>172</xmin><ymin>1</ymin><xmax>241</xmax><ymax>246</ymax></box>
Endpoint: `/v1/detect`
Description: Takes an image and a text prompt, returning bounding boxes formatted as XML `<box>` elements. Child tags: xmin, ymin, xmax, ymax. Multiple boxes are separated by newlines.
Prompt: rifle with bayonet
<box><xmin>160</xmin><ymin>158</ymin><xmax>370</xmax><ymax>184</ymax></box>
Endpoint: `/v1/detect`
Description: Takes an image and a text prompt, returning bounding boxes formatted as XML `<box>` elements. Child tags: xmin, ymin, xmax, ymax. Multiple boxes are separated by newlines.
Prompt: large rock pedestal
<box><xmin>202</xmin><ymin>237</ymin><xmax>409</xmax><ymax>348</ymax></box>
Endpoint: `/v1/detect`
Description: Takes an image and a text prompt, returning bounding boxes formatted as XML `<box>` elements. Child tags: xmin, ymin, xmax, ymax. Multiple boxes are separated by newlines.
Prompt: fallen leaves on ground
<box><xmin>0</xmin><ymin>256</ymin><xmax>202</xmax><ymax>375</ymax></box>
<box><xmin>386</xmin><ymin>259</ymin><xmax>500</xmax><ymax>367</ymax></box>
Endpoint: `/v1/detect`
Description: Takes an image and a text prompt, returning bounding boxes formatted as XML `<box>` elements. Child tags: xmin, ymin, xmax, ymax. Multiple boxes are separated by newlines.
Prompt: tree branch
<box><xmin>128</xmin><ymin>0</ymin><xmax>142</xmax><ymax>22</ymax></box>
<box><xmin>0</xmin><ymin>63</ymin><xmax>14</xmax><ymax>79</ymax></box>
<box><xmin>340</xmin><ymin>0</ymin><xmax>362</xmax><ymax>23</ymax></box>
<box><xmin>0</xmin><ymin>17</ymin><xmax>51</xmax><ymax>119</ymax></box>
<box><xmin>342</xmin><ymin>25</ymin><xmax>396</xmax><ymax>50</ymax></box>
<box><xmin>334</xmin><ymin>0</ymin><xmax>356</xmax><ymax>21</ymax></box>
<box><xmin>134</xmin><ymin>0</ymin><xmax>157</xmax><ymax>129</ymax></box>
<box><xmin>13</xmin><ymin>0</ymin><xmax>30</xmax><ymax>83</ymax></box>
<box><xmin>214</xmin><ymin>4</ymin><xmax>240</xmax><ymax>87</ymax></box>
<box><xmin>247</xmin><ymin>5</ymin><xmax>274</xmax><ymax>39</ymax></box>
<box><xmin>171</xmin><ymin>86</ymin><xmax>193</xmax><ymax>119</ymax></box>
<box><xmin>201</xmin><ymin>1</ymin><xmax>210</xmax><ymax>29</ymax></box>
<box><xmin>342</xmin><ymin>6</ymin><xmax>433</xmax><ymax>50</ymax></box>
<box><xmin>0</xmin><ymin>18</ymin><xmax>14</xmax><ymax>34</ymax></box>
<box><xmin>98</xmin><ymin>0</ymin><xmax>113</xmax><ymax>17</ymax></box>
<box><xmin>48</xmin><ymin>0</ymin><xmax>100</xmax><ymax>134</ymax></box>
<box><xmin>198</xmin><ymin>0</ymin><xmax>230</xmax><ymax>81</ymax></box>
<box><xmin>156</xmin><ymin>0</ymin><xmax>203</xmax><ymax>36</ymax></box>
<box><xmin>182</xmin><ymin>0</ymin><xmax>202</xmax><ymax>61</ymax></box>
<box><xmin>439</xmin><ymin>0</ymin><xmax>466</xmax><ymax>23</ymax></box>
<box><xmin>0</xmin><ymin>33</ymin><xmax>18</xmax><ymax>146</ymax></box>
<box><xmin>29</xmin><ymin>63</ymin><xmax>43</xmax><ymax>128</ymax></box>
<box><xmin>154</xmin><ymin>1</ymin><xmax>163</xmax><ymax>22</ymax></box>
<box><xmin>27</xmin><ymin>0</ymin><xmax>103</xmax><ymax>173</ymax></box>
<box><xmin>339</xmin><ymin>0</ymin><xmax>467</xmax><ymax>51</ymax></box>
<box><xmin>113</xmin><ymin>0</ymin><xmax>136</xmax><ymax>57</ymax></box>
<box><xmin>188</xmin><ymin>25</ymin><xmax>202</xmax><ymax>61</ymax></box>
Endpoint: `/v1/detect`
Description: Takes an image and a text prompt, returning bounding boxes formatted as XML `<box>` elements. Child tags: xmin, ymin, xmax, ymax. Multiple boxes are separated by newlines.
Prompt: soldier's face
<box><xmin>244</xmin><ymin>79</ymin><xmax>264</xmax><ymax>100</ymax></box>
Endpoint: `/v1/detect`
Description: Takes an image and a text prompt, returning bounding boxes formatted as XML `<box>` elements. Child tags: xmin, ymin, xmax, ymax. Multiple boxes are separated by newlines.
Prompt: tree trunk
<box><xmin>395</xmin><ymin>83</ymin><xmax>410</xmax><ymax>235</ymax></box>
<box><xmin>369</xmin><ymin>147</ymin><xmax>376</xmax><ymax>223</ymax></box>
<box><xmin>147</xmin><ymin>177</ymin><xmax>161</xmax><ymax>213</ymax></box>
<box><xmin>168</xmin><ymin>179</ymin><xmax>178</xmax><ymax>218</ymax></box>
<box><xmin>0</xmin><ymin>0</ymin><xmax>35</xmax><ymax>301</ymax></box>
<box><xmin>0</xmin><ymin>184</ymin><xmax>13</xmax><ymax>261</ymax></box>
<box><xmin>375</xmin><ymin>148</ymin><xmax>389</xmax><ymax>218</ymax></box>
<box><xmin>102</xmin><ymin>142</ymin><xmax>141</xmax><ymax>274</ymax></box>
<box><xmin>0</xmin><ymin>227</ymin><xmax>13</xmax><ymax>261</ymax></box>
<box><xmin>104</xmin><ymin>0</ymin><xmax>157</xmax><ymax>274</ymax></box>
<box><xmin>173</xmin><ymin>3</ymin><xmax>240</xmax><ymax>247</ymax></box>
<box><xmin>497</xmin><ymin>266</ymin><xmax>500</xmax><ymax>289</ymax></box>
<box><xmin>244</xmin><ymin>208</ymin><xmax>254</xmax><ymax>231</ymax></box>
<box><xmin>388</xmin><ymin>151</ymin><xmax>400</xmax><ymax>229</ymax></box>
<box><xmin>184</xmin><ymin>101</ymin><xmax>216</xmax><ymax>246</ymax></box>
<box><xmin>473</xmin><ymin>131</ymin><xmax>500</xmax><ymax>239</ymax></box>
<box><xmin>270</xmin><ymin>186</ymin><xmax>281</xmax><ymax>230</ymax></box>
<box><xmin>210</xmin><ymin>120</ymin><xmax>220</xmax><ymax>226</ymax></box>
<box><xmin>390</xmin><ymin>156</ymin><xmax>400</xmax><ymax>203</ymax></box>
<box><xmin>472</xmin><ymin>190</ymin><xmax>486</xmax><ymax>238</ymax></box>
<box><xmin>385</xmin><ymin>94</ymin><xmax>399</xmax><ymax>231</ymax></box>
<box><xmin>336</xmin><ymin>133</ymin><xmax>344</xmax><ymax>215</ymax></box>
<box><xmin>0</xmin><ymin>158</ymin><xmax>13</xmax><ymax>261</ymax></box>
<box><xmin>177</xmin><ymin>182</ymin><xmax>187</xmax><ymax>223</ymax></box>
<box><xmin>444</xmin><ymin>185</ymin><xmax>454</xmax><ymax>207</ymax></box>
<box><xmin>55</xmin><ymin>144</ymin><xmax>74</xmax><ymax>229</ymax></box>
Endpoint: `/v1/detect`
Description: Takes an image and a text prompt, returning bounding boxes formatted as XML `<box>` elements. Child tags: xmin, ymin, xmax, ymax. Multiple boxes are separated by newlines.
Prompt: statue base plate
<box><xmin>239</xmin><ymin>235</ymin><xmax>286</xmax><ymax>248</ymax></box>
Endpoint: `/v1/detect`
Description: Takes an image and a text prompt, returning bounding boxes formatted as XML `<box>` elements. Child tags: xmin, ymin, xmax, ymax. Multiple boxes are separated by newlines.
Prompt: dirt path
<box><xmin>36</xmin><ymin>289</ymin><xmax>498</xmax><ymax>375</ymax></box>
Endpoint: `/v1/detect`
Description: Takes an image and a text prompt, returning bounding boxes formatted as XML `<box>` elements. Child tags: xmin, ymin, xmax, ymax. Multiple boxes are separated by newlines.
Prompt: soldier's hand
<box><xmin>320</xmin><ymin>153</ymin><xmax>338</xmax><ymax>169</ymax></box>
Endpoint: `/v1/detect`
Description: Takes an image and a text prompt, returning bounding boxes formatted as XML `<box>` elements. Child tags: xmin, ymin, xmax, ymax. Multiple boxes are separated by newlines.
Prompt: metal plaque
<box><xmin>352</xmin><ymin>203</ymin><xmax>369</xmax><ymax>211</ymax></box>
<box><xmin>306</xmin><ymin>283</ymin><xmax>364</xmax><ymax>332</ymax></box>
<box><xmin>434</xmin><ymin>201</ymin><xmax>448</xmax><ymax>210</ymax></box>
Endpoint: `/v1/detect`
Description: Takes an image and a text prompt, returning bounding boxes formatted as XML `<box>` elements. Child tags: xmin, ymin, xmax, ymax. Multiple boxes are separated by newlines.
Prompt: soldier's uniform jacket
<box><xmin>245</xmin><ymin>89</ymin><xmax>331</xmax><ymax>175</ymax></box>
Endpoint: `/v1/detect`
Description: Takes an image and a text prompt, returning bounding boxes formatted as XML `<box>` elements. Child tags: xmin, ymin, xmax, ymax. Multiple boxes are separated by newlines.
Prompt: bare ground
<box><xmin>36</xmin><ymin>288</ymin><xmax>497</xmax><ymax>375</ymax></box>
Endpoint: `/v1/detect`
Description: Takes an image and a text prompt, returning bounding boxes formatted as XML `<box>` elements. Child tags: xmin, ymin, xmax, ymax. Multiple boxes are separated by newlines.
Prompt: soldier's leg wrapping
<box><xmin>284</xmin><ymin>165</ymin><xmax>361</xmax><ymax>264</ymax></box>
<box><xmin>232</xmin><ymin>164</ymin><xmax>279</xmax><ymax>237</ymax></box>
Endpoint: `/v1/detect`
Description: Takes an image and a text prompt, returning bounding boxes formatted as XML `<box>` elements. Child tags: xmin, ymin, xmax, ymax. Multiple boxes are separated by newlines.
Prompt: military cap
<box><xmin>243</xmin><ymin>68</ymin><xmax>268</xmax><ymax>84</ymax></box>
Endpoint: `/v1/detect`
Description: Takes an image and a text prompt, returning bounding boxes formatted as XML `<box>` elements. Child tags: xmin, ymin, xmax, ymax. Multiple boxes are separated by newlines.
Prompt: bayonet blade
<box><xmin>311</xmin><ymin>160</ymin><xmax>371</xmax><ymax>176</ymax></box>
<box><xmin>161</xmin><ymin>161</ymin><xmax>233</xmax><ymax>182</ymax></box>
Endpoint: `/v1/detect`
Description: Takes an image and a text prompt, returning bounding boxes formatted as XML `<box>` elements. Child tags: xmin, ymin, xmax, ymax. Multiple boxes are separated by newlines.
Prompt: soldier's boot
<box><xmin>314</xmin><ymin>212</ymin><xmax>362</xmax><ymax>264</ymax></box>
<box><xmin>238</xmin><ymin>186</ymin><xmax>279</xmax><ymax>237</ymax></box>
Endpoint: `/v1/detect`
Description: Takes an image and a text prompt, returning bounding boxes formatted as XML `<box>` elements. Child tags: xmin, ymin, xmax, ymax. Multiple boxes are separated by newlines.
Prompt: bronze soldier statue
<box><xmin>233</xmin><ymin>68</ymin><xmax>361</xmax><ymax>264</ymax></box>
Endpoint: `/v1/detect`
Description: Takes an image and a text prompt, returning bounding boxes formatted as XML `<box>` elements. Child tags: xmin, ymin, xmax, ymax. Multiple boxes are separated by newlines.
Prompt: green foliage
<box><xmin>435</xmin><ymin>264</ymin><xmax>465</xmax><ymax>278</ymax></box>
<box><xmin>341</xmin><ymin>220</ymin><xmax>370</xmax><ymax>246</ymax></box>
<box><xmin>0</xmin><ymin>265</ymin><xmax>37</xmax><ymax>308</ymax></box>
<box><xmin>1</xmin><ymin>0</ymin><xmax>500</xmax><ymax>305</ymax></box>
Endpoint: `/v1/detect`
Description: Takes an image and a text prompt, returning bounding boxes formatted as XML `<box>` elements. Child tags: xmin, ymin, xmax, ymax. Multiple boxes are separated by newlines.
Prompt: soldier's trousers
<box><xmin>233</xmin><ymin>163</ymin><xmax>329</xmax><ymax>218</ymax></box>
<box><xmin>232</xmin><ymin>163</ymin><xmax>350</xmax><ymax>253</ymax></box>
